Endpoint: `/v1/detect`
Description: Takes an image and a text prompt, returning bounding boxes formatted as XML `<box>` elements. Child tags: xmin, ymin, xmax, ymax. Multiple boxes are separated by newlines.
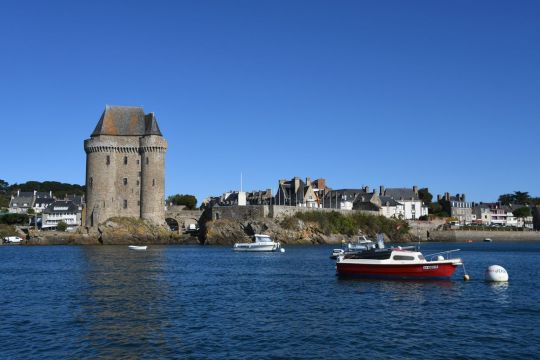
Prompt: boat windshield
<box><xmin>255</xmin><ymin>236</ymin><xmax>272</xmax><ymax>242</ymax></box>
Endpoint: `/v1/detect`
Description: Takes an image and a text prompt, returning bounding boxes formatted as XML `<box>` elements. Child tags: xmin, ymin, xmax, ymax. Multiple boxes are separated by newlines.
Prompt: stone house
<box><xmin>9</xmin><ymin>190</ymin><xmax>55</xmax><ymax>214</ymax></box>
<box><xmin>380</xmin><ymin>186</ymin><xmax>428</xmax><ymax>220</ymax></box>
<box><xmin>322</xmin><ymin>187</ymin><xmax>370</xmax><ymax>210</ymax></box>
<box><xmin>276</xmin><ymin>177</ymin><xmax>318</xmax><ymax>208</ymax></box>
<box><xmin>438</xmin><ymin>192</ymin><xmax>474</xmax><ymax>224</ymax></box>
<box><xmin>246</xmin><ymin>189</ymin><xmax>273</xmax><ymax>205</ymax></box>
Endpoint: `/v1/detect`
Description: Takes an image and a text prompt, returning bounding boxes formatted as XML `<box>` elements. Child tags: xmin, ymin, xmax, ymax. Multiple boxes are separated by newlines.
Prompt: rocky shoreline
<box><xmin>6</xmin><ymin>216</ymin><xmax>539</xmax><ymax>246</ymax></box>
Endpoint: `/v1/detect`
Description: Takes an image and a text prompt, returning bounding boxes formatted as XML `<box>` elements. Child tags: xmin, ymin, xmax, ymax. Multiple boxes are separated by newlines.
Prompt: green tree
<box><xmin>167</xmin><ymin>194</ymin><xmax>197</xmax><ymax>210</ymax></box>
<box><xmin>27</xmin><ymin>208</ymin><xmax>35</xmax><ymax>215</ymax></box>
<box><xmin>417</xmin><ymin>188</ymin><xmax>433</xmax><ymax>205</ymax></box>
<box><xmin>0</xmin><ymin>213</ymin><xmax>29</xmax><ymax>225</ymax></box>
<box><xmin>513</xmin><ymin>191</ymin><xmax>530</xmax><ymax>205</ymax></box>
<box><xmin>513</xmin><ymin>207</ymin><xmax>531</xmax><ymax>218</ymax></box>
<box><xmin>498</xmin><ymin>193</ymin><xmax>514</xmax><ymax>205</ymax></box>
<box><xmin>57</xmin><ymin>221</ymin><xmax>68</xmax><ymax>232</ymax></box>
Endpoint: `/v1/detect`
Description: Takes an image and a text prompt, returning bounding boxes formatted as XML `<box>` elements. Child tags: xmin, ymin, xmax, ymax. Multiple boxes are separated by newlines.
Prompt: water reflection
<box><xmin>76</xmin><ymin>246</ymin><xmax>181</xmax><ymax>358</ymax></box>
<box><xmin>488</xmin><ymin>282</ymin><xmax>510</xmax><ymax>305</ymax></box>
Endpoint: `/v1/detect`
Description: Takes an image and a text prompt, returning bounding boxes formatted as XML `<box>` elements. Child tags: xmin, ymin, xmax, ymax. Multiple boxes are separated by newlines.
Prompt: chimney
<box><xmin>306</xmin><ymin>177</ymin><xmax>311</xmax><ymax>185</ymax></box>
<box><xmin>363</xmin><ymin>186</ymin><xmax>369</xmax><ymax>193</ymax></box>
<box><xmin>380</xmin><ymin>185</ymin><xmax>385</xmax><ymax>196</ymax></box>
<box><xmin>413</xmin><ymin>186</ymin><xmax>418</xmax><ymax>194</ymax></box>
<box><xmin>437</xmin><ymin>194</ymin><xmax>441</xmax><ymax>202</ymax></box>
<box><xmin>445</xmin><ymin>192</ymin><xmax>450</xmax><ymax>201</ymax></box>
<box><xmin>17</xmin><ymin>189</ymin><xmax>20</xmax><ymax>196</ymax></box>
<box><xmin>461</xmin><ymin>194</ymin><xmax>466</xmax><ymax>202</ymax></box>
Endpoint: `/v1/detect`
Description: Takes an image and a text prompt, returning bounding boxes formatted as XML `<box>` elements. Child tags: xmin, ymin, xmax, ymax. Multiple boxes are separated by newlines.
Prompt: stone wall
<box><xmin>208</xmin><ymin>204</ymin><xmax>378</xmax><ymax>222</ymax></box>
<box><xmin>429</xmin><ymin>230</ymin><xmax>540</xmax><ymax>242</ymax></box>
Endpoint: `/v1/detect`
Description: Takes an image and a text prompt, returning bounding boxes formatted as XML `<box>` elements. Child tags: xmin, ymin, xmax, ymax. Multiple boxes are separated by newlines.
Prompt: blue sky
<box><xmin>1</xmin><ymin>0</ymin><xmax>539</xmax><ymax>203</ymax></box>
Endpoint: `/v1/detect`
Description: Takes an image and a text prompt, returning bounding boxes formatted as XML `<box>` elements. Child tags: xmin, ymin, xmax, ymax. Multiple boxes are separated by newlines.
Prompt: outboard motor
<box><xmin>376</xmin><ymin>233</ymin><xmax>385</xmax><ymax>249</ymax></box>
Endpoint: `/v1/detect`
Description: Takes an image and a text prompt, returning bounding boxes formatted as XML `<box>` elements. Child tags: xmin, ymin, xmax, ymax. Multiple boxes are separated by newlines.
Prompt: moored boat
<box><xmin>330</xmin><ymin>249</ymin><xmax>344</xmax><ymax>259</ymax></box>
<box><xmin>483</xmin><ymin>238</ymin><xmax>493</xmax><ymax>242</ymax></box>
<box><xmin>336</xmin><ymin>246</ymin><xmax>463</xmax><ymax>280</ymax></box>
<box><xmin>128</xmin><ymin>245</ymin><xmax>147</xmax><ymax>251</ymax></box>
<box><xmin>233</xmin><ymin>234</ymin><xmax>281</xmax><ymax>252</ymax></box>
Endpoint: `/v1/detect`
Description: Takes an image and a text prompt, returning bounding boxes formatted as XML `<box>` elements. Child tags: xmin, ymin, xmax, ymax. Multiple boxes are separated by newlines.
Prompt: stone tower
<box><xmin>84</xmin><ymin>106</ymin><xmax>168</xmax><ymax>227</ymax></box>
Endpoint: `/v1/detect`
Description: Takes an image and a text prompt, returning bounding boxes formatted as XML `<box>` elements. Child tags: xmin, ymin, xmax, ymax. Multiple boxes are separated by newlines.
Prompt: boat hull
<box><xmin>336</xmin><ymin>262</ymin><xmax>459</xmax><ymax>280</ymax></box>
<box><xmin>233</xmin><ymin>244</ymin><xmax>279</xmax><ymax>252</ymax></box>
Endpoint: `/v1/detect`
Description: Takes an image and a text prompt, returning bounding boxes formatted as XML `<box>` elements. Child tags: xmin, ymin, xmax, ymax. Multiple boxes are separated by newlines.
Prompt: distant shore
<box><xmin>1</xmin><ymin>229</ymin><xmax>538</xmax><ymax>246</ymax></box>
<box><xmin>428</xmin><ymin>229</ymin><xmax>540</xmax><ymax>242</ymax></box>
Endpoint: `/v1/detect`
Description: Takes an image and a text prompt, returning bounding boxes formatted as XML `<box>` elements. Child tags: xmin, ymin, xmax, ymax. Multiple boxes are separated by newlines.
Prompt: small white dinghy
<box><xmin>128</xmin><ymin>245</ymin><xmax>147</xmax><ymax>251</ymax></box>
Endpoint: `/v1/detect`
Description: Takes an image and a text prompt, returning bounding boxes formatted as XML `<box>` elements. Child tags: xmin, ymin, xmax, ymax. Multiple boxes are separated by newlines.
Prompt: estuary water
<box><xmin>0</xmin><ymin>242</ymin><xmax>539</xmax><ymax>359</ymax></box>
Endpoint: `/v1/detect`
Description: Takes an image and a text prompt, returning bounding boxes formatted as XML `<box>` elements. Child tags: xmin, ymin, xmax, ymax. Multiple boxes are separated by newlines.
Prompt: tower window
<box><xmin>124</xmin><ymin>156</ymin><xmax>128</xmax><ymax>165</ymax></box>
<box><xmin>137</xmin><ymin>159</ymin><xmax>140</xmax><ymax>165</ymax></box>
<box><xmin>90</xmin><ymin>177</ymin><xmax>93</xmax><ymax>188</ymax></box>
<box><xmin>123</xmin><ymin>178</ymin><xmax>127</xmax><ymax>186</ymax></box>
<box><xmin>106</xmin><ymin>155</ymin><xmax>110</xmax><ymax>165</ymax></box>
<box><xmin>123</xmin><ymin>200</ymin><xmax>127</xmax><ymax>209</ymax></box>
<box><xmin>136</xmin><ymin>180</ymin><xmax>139</xmax><ymax>186</ymax></box>
<box><xmin>152</xmin><ymin>179</ymin><xmax>155</xmax><ymax>186</ymax></box>
<box><xmin>146</xmin><ymin>157</ymin><xmax>149</xmax><ymax>165</ymax></box>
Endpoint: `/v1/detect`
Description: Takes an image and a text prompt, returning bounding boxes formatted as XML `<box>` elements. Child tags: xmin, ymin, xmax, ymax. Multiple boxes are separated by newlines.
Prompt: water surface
<box><xmin>1</xmin><ymin>242</ymin><xmax>539</xmax><ymax>359</ymax></box>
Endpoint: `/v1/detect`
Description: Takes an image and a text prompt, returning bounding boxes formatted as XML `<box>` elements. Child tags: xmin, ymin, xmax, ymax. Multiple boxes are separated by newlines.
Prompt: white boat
<box><xmin>3</xmin><ymin>236</ymin><xmax>23</xmax><ymax>244</ymax></box>
<box><xmin>330</xmin><ymin>248</ymin><xmax>345</xmax><ymax>259</ymax></box>
<box><xmin>346</xmin><ymin>235</ymin><xmax>376</xmax><ymax>251</ymax></box>
<box><xmin>233</xmin><ymin>234</ymin><xmax>281</xmax><ymax>252</ymax></box>
<box><xmin>128</xmin><ymin>245</ymin><xmax>147</xmax><ymax>250</ymax></box>
<box><xmin>483</xmin><ymin>238</ymin><xmax>493</xmax><ymax>242</ymax></box>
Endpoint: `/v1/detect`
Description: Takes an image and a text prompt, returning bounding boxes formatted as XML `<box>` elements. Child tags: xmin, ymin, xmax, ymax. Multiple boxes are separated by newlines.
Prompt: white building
<box><xmin>379</xmin><ymin>196</ymin><xmax>406</xmax><ymax>219</ymax></box>
<box><xmin>379</xmin><ymin>186</ymin><xmax>428</xmax><ymax>220</ymax></box>
<box><xmin>42</xmin><ymin>200</ymin><xmax>82</xmax><ymax>230</ymax></box>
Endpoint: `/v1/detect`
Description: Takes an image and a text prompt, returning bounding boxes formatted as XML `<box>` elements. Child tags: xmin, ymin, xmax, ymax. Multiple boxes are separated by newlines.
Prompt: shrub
<box><xmin>0</xmin><ymin>213</ymin><xmax>29</xmax><ymax>225</ymax></box>
<box><xmin>57</xmin><ymin>221</ymin><xmax>68</xmax><ymax>232</ymax></box>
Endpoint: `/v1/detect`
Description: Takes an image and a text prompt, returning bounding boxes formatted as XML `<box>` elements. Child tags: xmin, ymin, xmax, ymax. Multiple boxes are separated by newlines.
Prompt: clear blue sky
<box><xmin>1</xmin><ymin>0</ymin><xmax>539</xmax><ymax>203</ymax></box>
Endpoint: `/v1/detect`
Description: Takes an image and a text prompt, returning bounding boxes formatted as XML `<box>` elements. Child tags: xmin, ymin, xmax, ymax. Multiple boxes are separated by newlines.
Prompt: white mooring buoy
<box><xmin>485</xmin><ymin>265</ymin><xmax>509</xmax><ymax>282</ymax></box>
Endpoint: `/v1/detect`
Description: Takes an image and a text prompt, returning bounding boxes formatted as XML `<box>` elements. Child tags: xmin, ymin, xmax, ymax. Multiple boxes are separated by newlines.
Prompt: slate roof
<box><xmin>43</xmin><ymin>201</ymin><xmax>79</xmax><ymax>214</ymax></box>
<box><xmin>91</xmin><ymin>105</ymin><xmax>162</xmax><ymax>137</ymax></box>
<box><xmin>383</xmin><ymin>188</ymin><xmax>419</xmax><ymax>200</ymax></box>
<box><xmin>35</xmin><ymin>198</ymin><xmax>55</xmax><ymax>206</ymax></box>
<box><xmin>9</xmin><ymin>195</ymin><xmax>35</xmax><ymax>208</ymax></box>
<box><xmin>323</xmin><ymin>189</ymin><xmax>366</xmax><ymax>201</ymax></box>
<box><xmin>379</xmin><ymin>196</ymin><xmax>402</xmax><ymax>207</ymax></box>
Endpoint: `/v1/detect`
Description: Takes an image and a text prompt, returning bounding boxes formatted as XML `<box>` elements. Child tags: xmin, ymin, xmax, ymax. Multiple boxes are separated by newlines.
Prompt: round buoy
<box><xmin>280</xmin><ymin>248</ymin><xmax>285</xmax><ymax>253</ymax></box>
<box><xmin>463</xmin><ymin>274</ymin><xmax>470</xmax><ymax>281</ymax></box>
<box><xmin>485</xmin><ymin>265</ymin><xmax>508</xmax><ymax>282</ymax></box>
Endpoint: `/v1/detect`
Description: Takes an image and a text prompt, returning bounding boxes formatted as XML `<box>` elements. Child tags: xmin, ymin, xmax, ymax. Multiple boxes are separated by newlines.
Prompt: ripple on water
<box><xmin>0</xmin><ymin>243</ymin><xmax>540</xmax><ymax>359</ymax></box>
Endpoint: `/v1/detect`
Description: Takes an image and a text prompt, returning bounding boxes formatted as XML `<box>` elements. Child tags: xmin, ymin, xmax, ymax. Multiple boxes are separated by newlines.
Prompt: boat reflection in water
<box><xmin>77</xmin><ymin>246</ymin><xmax>182</xmax><ymax>358</ymax></box>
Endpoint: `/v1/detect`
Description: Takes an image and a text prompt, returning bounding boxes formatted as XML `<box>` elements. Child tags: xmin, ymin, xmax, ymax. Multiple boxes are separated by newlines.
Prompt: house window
<box><xmin>106</xmin><ymin>155</ymin><xmax>110</xmax><ymax>165</ymax></box>
<box><xmin>123</xmin><ymin>200</ymin><xmax>127</xmax><ymax>209</ymax></box>
<box><xmin>123</xmin><ymin>178</ymin><xmax>128</xmax><ymax>186</ymax></box>
<box><xmin>124</xmin><ymin>156</ymin><xmax>128</xmax><ymax>165</ymax></box>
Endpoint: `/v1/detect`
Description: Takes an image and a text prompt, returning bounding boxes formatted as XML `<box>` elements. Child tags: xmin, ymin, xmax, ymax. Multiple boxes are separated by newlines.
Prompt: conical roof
<box><xmin>91</xmin><ymin>105</ymin><xmax>162</xmax><ymax>137</ymax></box>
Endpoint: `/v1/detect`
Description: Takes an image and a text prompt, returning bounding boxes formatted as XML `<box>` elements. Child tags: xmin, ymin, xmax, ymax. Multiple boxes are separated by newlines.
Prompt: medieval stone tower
<box><xmin>84</xmin><ymin>105</ymin><xmax>168</xmax><ymax>227</ymax></box>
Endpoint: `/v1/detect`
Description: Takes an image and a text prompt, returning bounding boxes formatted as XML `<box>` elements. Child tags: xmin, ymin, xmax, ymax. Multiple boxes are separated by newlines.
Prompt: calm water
<box><xmin>1</xmin><ymin>242</ymin><xmax>539</xmax><ymax>359</ymax></box>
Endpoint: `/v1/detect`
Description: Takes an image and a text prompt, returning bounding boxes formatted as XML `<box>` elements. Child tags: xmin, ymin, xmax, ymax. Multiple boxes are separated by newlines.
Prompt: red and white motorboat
<box><xmin>336</xmin><ymin>246</ymin><xmax>463</xmax><ymax>280</ymax></box>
